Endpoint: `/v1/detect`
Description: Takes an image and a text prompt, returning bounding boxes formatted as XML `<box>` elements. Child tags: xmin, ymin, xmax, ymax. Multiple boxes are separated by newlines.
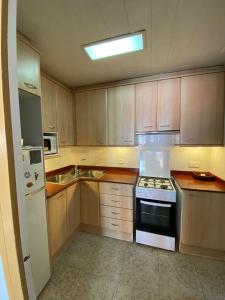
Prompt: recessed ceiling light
<box><xmin>84</xmin><ymin>31</ymin><xmax>145</xmax><ymax>60</ymax></box>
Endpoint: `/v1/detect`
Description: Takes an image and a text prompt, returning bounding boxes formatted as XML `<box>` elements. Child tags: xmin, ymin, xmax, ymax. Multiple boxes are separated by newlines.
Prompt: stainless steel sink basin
<box><xmin>47</xmin><ymin>174</ymin><xmax>77</xmax><ymax>185</ymax></box>
<box><xmin>79</xmin><ymin>170</ymin><xmax>104</xmax><ymax>179</ymax></box>
<box><xmin>46</xmin><ymin>168</ymin><xmax>104</xmax><ymax>184</ymax></box>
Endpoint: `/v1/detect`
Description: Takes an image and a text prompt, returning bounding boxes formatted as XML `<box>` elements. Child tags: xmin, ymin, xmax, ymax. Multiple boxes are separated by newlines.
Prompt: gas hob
<box><xmin>136</xmin><ymin>176</ymin><xmax>176</xmax><ymax>202</ymax></box>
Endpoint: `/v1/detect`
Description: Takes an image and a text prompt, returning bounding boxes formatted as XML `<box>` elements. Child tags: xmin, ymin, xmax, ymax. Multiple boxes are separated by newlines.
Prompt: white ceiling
<box><xmin>17</xmin><ymin>0</ymin><xmax>225</xmax><ymax>88</ymax></box>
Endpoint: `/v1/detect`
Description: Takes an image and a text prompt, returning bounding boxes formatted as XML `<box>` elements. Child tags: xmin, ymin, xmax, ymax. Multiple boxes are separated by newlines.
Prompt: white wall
<box><xmin>45</xmin><ymin>146</ymin><xmax>213</xmax><ymax>174</ymax></box>
<box><xmin>210</xmin><ymin>147</ymin><xmax>225</xmax><ymax>180</ymax></box>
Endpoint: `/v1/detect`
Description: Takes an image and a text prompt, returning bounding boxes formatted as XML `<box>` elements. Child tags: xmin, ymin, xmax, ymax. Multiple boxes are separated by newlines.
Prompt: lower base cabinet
<box><xmin>47</xmin><ymin>180</ymin><xmax>135</xmax><ymax>260</ymax></box>
<box><xmin>47</xmin><ymin>182</ymin><xmax>80</xmax><ymax>259</ymax></box>
<box><xmin>180</xmin><ymin>190</ymin><xmax>225</xmax><ymax>259</ymax></box>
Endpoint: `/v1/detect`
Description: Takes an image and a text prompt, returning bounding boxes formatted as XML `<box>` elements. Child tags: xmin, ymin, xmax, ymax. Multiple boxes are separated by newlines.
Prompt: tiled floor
<box><xmin>39</xmin><ymin>232</ymin><xmax>225</xmax><ymax>300</ymax></box>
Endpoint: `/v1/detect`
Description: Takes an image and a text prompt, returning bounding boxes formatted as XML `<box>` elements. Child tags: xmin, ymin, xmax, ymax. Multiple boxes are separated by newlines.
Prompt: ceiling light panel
<box><xmin>84</xmin><ymin>31</ymin><xmax>145</xmax><ymax>60</ymax></box>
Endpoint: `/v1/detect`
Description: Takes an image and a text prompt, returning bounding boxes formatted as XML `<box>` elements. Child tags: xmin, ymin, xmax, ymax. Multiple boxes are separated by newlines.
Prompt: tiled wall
<box><xmin>45</xmin><ymin>146</ymin><xmax>217</xmax><ymax>175</ymax></box>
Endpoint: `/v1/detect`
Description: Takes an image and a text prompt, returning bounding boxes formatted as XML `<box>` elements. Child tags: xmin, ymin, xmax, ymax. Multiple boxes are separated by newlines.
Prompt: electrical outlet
<box><xmin>188</xmin><ymin>161</ymin><xmax>200</xmax><ymax>168</ymax></box>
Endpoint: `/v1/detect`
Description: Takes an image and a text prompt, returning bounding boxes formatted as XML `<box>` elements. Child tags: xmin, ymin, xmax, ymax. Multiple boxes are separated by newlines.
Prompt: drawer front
<box><xmin>100</xmin><ymin>217</ymin><xmax>133</xmax><ymax>233</ymax></box>
<box><xmin>100</xmin><ymin>205</ymin><xmax>133</xmax><ymax>221</ymax></box>
<box><xmin>100</xmin><ymin>194</ymin><xmax>133</xmax><ymax>209</ymax></box>
<box><xmin>99</xmin><ymin>182</ymin><xmax>133</xmax><ymax>197</ymax></box>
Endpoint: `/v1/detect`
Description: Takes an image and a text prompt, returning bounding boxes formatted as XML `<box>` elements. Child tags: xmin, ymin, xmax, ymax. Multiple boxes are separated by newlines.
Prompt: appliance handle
<box><xmin>140</xmin><ymin>200</ymin><xmax>171</xmax><ymax>208</ymax></box>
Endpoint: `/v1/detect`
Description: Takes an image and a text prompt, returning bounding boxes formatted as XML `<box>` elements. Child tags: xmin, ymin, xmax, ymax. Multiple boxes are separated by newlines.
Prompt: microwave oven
<box><xmin>43</xmin><ymin>133</ymin><xmax>58</xmax><ymax>155</ymax></box>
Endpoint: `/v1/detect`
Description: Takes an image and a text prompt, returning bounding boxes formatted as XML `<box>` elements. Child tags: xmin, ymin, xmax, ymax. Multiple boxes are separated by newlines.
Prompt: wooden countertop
<box><xmin>172</xmin><ymin>172</ymin><xmax>225</xmax><ymax>193</ymax></box>
<box><xmin>46</xmin><ymin>167</ymin><xmax>138</xmax><ymax>198</ymax></box>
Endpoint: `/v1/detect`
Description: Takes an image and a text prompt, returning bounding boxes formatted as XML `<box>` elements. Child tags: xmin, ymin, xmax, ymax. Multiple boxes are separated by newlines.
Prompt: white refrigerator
<box><xmin>22</xmin><ymin>147</ymin><xmax>51</xmax><ymax>297</ymax></box>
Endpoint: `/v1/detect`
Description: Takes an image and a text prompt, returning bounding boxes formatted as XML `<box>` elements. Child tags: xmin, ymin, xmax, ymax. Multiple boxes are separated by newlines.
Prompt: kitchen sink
<box><xmin>46</xmin><ymin>169</ymin><xmax>104</xmax><ymax>185</ymax></box>
<box><xmin>46</xmin><ymin>173</ymin><xmax>77</xmax><ymax>185</ymax></box>
<box><xmin>79</xmin><ymin>169</ymin><xmax>104</xmax><ymax>179</ymax></box>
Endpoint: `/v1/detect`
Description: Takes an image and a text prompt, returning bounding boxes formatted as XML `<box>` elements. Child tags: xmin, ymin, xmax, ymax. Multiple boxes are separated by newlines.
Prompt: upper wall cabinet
<box><xmin>108</xmin><ymin>85</ymin><xmax>135</xmax><ymax>145</ymax></box>
<box><xmin>41</xmin><ymin>75</ymin><xmax>57</xmax><ymax>132</ymax></box>
<box><xmin>75</xmin><ymin>89</ymin><xmax>107</xmax><ymax>145</ymax></box>
<box><xmin>157</xmin><ymin>78</ymin><xmax>181</xmax><ymax>131</ymax></box>
<box><xmin>56</xmin><ymin>85</ymin><xmax>75</xmax><ymax>146</ymax></box>
<box><xmin>136</xmin><ymin>81</ymin><xmax>158</xmax><ymax>132</ymax></box>
<box><xmin>135</xmin><ymin>79</ymin><xmax>180</xmax><ymax>133</ymax></box>
<box><xmin>17</xmin><ymin>38</ymin><xmax>41</xmax><ymax>96</ymax></box>
<box><xmin>180</xmin><ymin>72</ymin><xmax>224</xmax><ymax>145</ymax></box>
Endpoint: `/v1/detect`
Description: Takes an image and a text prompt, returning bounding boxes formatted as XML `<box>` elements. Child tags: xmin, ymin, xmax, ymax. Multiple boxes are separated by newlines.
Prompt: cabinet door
<box><xmin>41</xmin><ymin>76</ymin><xmax>57</xmax><ymax>132</ymax></box>
<box><xmin>47</xmin><ymin>190</ymin><xmax>67</xmax><ymax>258</ymax></box>
<box><xmin>108</xmin><ymin>85</ymin><xmax>135</xmax><ymax>145</ymax></box>
<box><xmin>17</xmin><ymin>38</ymin><xmax>41</xmax><ymax>96</ymax></box>
<box><xmin>136</xmin><ymin>81</ymin><xmax>157</xmax><ymax>132</ymax></box>
<box><xmin>76</xmin><ymin>89</ymin><xmax>107</xmax><ymax>145</ymax></box>
<box><xmin>66</xmin><ymin>183</ymin><xmax>80</xmax><ymax>237</ymax></box>
<box><xmin>181</xmin><ymin>72</ymin><xmax>224</xmax><ymax>145</ymax></box>
<box><xmin>181</xmin><ymin>191</ymin><xmax>225</xmax><ymax>250</ymax></box>
<box><xmin>56</xmin><ymin>86</ymin><xmax>75</xmax><ymax>146</ymax></box>
<box><xmin>80</xmin><ymin>181</ymin><xmax>100</xmax><ymax>226</ymax></box>
<box><xmin>157</xmin><ymin>78</ymin><xmax>180</xmax><ymax>131</ymax></box>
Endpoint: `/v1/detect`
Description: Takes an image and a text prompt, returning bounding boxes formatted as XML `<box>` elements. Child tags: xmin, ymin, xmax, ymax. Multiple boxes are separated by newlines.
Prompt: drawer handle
<box><xmin>144</xmin><ymin>125</ymin><xmax>153</xmax><ymax>128</ymax></box>
<box><xmin>112</xmin><ymin>188</ymin><xmax>119</xmax><ymax>191</ymax></box>
<box><xmin>48</xmin><ymin>125</ymin><xmax>55</xmax><ymax>129</ymax></box>
<box><xmin>111</xmin><ymin>223</ymin><xmax>119</xmax><ymax>227</ymax></box>
<box><xmin>111</xmin><ymin>212</ymin><xmax>120</xmax><ymax>215</ymax></box>
<box><xmin>124</xmin><ymin>139</ymin><xmax>132</xmax><ymax>142</ymax></box>
<box><xmin>111</xmin><ymin>200</ymin><xmax>119</xmax><ymax>203</ymax></box>
<box><xmin>24</xmin><ymin>82</ymin><xmax>37</xmax><ymax>90</ymax></box>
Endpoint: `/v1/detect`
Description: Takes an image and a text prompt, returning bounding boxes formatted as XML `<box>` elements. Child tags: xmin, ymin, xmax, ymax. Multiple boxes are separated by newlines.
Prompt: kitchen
<box><xmin>1</xmin><ymin>0</ymin><xmax>225</xmax><ymax>300</ymax></box>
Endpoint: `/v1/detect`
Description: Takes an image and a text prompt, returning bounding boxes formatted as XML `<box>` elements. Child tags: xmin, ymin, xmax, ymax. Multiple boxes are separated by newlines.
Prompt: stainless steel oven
<box><xmin>136</xmin><ymin>198</ymin><xmax>176</xmax><ymax>237</ymax></box>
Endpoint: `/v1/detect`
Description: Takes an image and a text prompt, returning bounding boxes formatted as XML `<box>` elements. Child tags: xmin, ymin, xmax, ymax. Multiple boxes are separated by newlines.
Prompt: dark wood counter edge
<box><xmin>46</xmin><ymin>165</ymin><xmax>139</xmax><ymax>178</ymax></box>
<box><xmin>171</xmin><ymin>170</ymin><xmax>225</xmax><ymax>193</ymax></box>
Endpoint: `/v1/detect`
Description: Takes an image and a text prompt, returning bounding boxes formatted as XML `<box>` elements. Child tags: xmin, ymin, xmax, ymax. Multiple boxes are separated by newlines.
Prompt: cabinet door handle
<box><xmin>124</xmin><ymin>139</ymin><xmax>133</xmax><ymax>142</ymax></box>
<box><xmin>144</xmin><ymin>125</ymin><xmax>153</xmax><ymax>128</ymax></box>
<box><xmin>24</xmin><ymin>82</ymin><xmax>37</xmax><ymax>90</ymax></box>
<box><xmin>111</xmin><ymin>223</ymin><xmax>119</xmax><ymax>227</ymax></box>
<box><xmin>48</xmin><ymin>125</ymin><xmax>55</xmax><ymax>129</ymax></box>
<box><xmin>112</xmin><ymin>188</ymin><xmax>119</xmax><ymax>191</ymax></box>
<box><xmin>111</xmin><ymin>212</ymin><xmax>120</xmax><ymax>215</ymax></box>
<box><xmin>111</xmin><ymin>200</ymin><xmax>119</xmax><ymax>203</ymax></box>
<box><xmin>56</xmin><ymin>192</ymin><xmax>64</xmax><ymax>198</ymax></box>
<box><xmin>159</xmin><ymin>124</ymin><xmax>170</xmax><ymax>128</ymax></box>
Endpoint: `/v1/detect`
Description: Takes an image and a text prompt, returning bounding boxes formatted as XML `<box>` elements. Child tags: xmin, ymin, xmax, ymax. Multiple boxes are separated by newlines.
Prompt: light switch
<box><xmin>188</xmin><ymin>161</ymin><xmax>200</xmax><ymax>168</ymax></box>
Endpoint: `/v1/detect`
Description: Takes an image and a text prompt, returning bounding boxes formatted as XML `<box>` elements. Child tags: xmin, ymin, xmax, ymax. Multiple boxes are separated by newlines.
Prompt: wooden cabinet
<box><xmin>75</xmin><ymin>89</ymin><xmax>107</xmax><ymax>145</ymax></box>
<box><xmin>136</xmin><ymin>81</ymin><xmax>158</xmax><ymax>132</ymax></box>
<box><xmin>41</xmin><ymin>75</ymin><xmax>57</xmax><ymax>132</ymax></box>
<box><xmin>47</xmin><ymin>190</ymin><xmax>67</xmax><ymax>258</ymax></box>
<box><xmin>41</xmin><ymin>74</ymin><xmax>75</xmax><ymax>145</ymax></box>
<box><xmin>108</xmin><ymin>85</ymin><xmax>135</xmax><ymax>145</ymax></box>
<box><xmin>80</xmin><ymin>181</ymin><xmax>100</xmax><ymax>226</ymax></box>
<box><xmin>99</xmin><ymin>182</ymin><xmax>133</xmax><ymax>242</ymax></box>
<box><xmin>66</xmin><ymin>183</ymin><xmax>80</xmax><ymax>237</ymax></box>
<box><xmin>180</xmin><ymin>72</ymin><xmax>224</xmax><ymax>145</ymax></box>
<box><xmin>157</xmin><ymin>78</ymin><xmax>181</xmax><ymax>131</ymax></box>
<box><xmin>47</xmin><ymin>183</ymin><xmax>80</xmax><ymax>259</ymax></box>
<box><xmin>180</xmin><ymin>190</ymin><xmax>225</xmax><ymax>258</ymax></box>
<box><xmin>17</xmin><ymin>38</ymin><xmax>41</xmax><ymax>96</ymax></box>
<box><xmin>56</xmin><ymin>85</ymin><xmax>75</xmax><ymax>146</ymax></box>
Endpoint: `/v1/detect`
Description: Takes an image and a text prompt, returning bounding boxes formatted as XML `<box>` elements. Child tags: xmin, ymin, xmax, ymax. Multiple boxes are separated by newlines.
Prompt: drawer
<box><xmin>100</xmin><ymin>194</ymin><xmax>133</xmax><ymax>209</ymax></box>
<box><xmin>100</xmin><ymin>205</ymin><xmax>133</xmax><ymax>221</ymax></box>
<box><xmin>99</xmin><ymin>182</ymin><xmax>133</xmax><ymax>197</ymax></box>
<box><xmin>100</xmin><ymin>217</ymin><xmax>133</xmax><ymax>234</ymax></box>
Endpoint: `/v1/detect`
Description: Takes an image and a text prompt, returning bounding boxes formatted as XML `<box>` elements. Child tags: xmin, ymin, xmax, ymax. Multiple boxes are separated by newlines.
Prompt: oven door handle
<box><xmin>140</xmin><ymin>200</ymin><xmax>171</xmax><ymax>208</ymax></box>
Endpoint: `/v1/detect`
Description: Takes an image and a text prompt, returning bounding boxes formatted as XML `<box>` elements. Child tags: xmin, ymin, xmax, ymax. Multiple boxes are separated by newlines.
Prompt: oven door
<box><xmin>136</xmin><ymin>198</ymin><xmax>176</xmax><ymax>237</ymax></box>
